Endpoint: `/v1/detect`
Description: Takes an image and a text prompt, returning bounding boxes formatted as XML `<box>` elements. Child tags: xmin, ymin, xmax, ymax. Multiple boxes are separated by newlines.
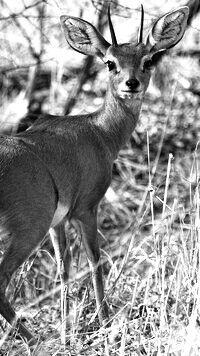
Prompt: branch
<box><xmin>0</xmin><ymin>0</ymin><xmax>47</xmax><ymax>21</ymax></box>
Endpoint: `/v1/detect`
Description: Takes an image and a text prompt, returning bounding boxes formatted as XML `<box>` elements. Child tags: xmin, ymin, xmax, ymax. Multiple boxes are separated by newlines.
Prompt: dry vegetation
<box><xmin>1</xmin><ymin>0</ymin><xmax>200</xmax><ymax>355</ymax></box>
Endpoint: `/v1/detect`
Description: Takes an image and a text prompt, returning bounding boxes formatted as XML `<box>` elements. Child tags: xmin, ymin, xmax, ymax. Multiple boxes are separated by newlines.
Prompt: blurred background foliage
<box><xmin>1</xmin><ymin>0</ymin><xmax>200</xmax><ymax>354</ymax></box>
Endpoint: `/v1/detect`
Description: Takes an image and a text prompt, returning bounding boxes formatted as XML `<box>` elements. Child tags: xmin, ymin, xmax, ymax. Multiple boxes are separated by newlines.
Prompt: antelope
<box><xmin>0</xmin><ymin>5</ymin><xmax>189</xmax><ymax>345</ymax></box>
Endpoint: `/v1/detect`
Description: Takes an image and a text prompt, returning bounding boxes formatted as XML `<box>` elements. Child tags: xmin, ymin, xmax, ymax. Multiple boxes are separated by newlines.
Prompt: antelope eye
<box><xmin>106</xmin><ymin>60</ymin><xmax>116</xmax><ymax>71</ymax></box>
<box><xmin>143</xmin><ymin>59</ymin><xmax>153</xmax><ymax>70</ymax></box>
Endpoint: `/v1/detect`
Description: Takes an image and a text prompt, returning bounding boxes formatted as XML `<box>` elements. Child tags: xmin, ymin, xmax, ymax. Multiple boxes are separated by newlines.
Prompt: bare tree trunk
<box><xmin>17</xmin><ymin>2</ymin><xmax>49</xmax><ymax>133</ymax></box>
<box><xmin>187</xmin><ymin>0</ymin><xmax>200</xmax><ymax>25</ymax></box>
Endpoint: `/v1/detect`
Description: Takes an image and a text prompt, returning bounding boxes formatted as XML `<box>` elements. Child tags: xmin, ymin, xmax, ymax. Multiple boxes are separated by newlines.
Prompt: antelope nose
<box><xmin>126</xmin><ymin>78</ymin><xmax>140</xmax><ymax>91</ymax></box>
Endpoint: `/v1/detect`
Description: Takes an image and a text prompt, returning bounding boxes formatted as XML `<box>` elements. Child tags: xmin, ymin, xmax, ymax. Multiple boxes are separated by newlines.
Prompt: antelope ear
<box><xmin>146</xmin><ymin>6</ymin><xmax>189</xmax><ymax>53</ymax></box>
<box><xmin>60</xmin><ymin>16</ymin><xmax>110</xmax><ymax>59</ymax></box>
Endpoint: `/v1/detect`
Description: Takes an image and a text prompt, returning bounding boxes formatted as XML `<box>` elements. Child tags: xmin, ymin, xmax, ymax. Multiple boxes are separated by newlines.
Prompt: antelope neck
<box><xmin>94</xmin><ymin>84</ymin><xmax>143</xmax><ymax>158</ymax></box>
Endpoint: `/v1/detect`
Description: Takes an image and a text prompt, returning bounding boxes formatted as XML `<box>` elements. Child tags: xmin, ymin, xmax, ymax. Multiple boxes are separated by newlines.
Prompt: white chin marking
<box><xmin>120</xmin><ymin>91</ymin><xmax>142</xmax><ymax>100</ymax></box>
<box><xmin>120</xmin><ymin>92</ymin><xmax>133</xmax><ymax>99</ymax></box>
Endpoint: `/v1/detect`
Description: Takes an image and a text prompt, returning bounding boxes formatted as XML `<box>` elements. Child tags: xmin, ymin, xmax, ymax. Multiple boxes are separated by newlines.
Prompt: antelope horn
<box><xmin>108</xmin><ymin>5</ymin><xmax>118</xmax><ymax>47</ymax></box>
<box><xmin>138</xmin><ymin>4</ymin><xmax>144</xmax><ymax>43</ymax></box>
